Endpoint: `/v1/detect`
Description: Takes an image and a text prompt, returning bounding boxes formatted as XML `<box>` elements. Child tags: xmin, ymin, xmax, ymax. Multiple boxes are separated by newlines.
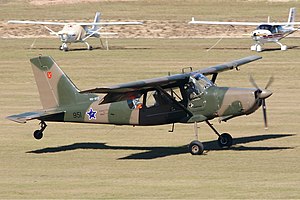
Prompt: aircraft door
<box><xmin>139</xmin><ymin>89</ymin><xmax>187</xmax><ymax>125</ymax></box>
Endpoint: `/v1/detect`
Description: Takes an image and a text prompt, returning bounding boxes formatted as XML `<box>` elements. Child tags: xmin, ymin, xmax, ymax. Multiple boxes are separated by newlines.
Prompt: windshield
<box><xmin>193</xmin><ymin>73</ymin><xmax>213</xmax><ymax>90</ymax></box>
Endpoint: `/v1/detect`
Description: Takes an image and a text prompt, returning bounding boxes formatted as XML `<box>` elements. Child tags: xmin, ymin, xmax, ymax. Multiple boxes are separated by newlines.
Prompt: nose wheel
<box><xmin>33</xmin><ymin>121</ymin><xmax>47</xmax><ymax>140</ymax></box>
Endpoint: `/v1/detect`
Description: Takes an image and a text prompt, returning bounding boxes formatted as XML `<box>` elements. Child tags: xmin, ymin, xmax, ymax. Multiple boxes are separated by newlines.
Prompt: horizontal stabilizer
<box><xmin>6</xmin><ymin>110</ymin><xmax>64</xmax><ymax>123</ymax></box>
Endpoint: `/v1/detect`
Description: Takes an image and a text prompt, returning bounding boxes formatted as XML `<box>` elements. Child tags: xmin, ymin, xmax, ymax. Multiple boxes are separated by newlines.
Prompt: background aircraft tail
<box><xmin>91</xmin><ymin>12</ymin><xmax>101</xmax><ymax>31</ymax></box>
<box><xmin>286</xmin><ymin>7</ymin><xmax>296</xmax><ymax>28</ymax></box>
<box><xmin>30</xmin><ymin>56</ymin><xmax>95</xmax><ymax>109</ymax></box>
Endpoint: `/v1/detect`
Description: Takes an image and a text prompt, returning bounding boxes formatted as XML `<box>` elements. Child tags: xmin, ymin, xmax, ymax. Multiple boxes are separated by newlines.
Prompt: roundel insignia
<box><xmin>47</xmin><ymin>72</ymin><xmax>52</xmax><ymax>79</ymax></box>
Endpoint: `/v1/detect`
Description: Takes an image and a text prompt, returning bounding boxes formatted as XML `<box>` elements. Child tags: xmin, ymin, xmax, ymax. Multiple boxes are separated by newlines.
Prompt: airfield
<box><xmin>0</xmin><ymin>0</ymin><xmax>300</xmax><ymax>199</ymax></box>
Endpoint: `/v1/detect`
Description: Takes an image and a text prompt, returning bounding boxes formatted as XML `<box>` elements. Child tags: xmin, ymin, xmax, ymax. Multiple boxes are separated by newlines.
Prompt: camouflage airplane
<box><xmin>6</xmin><ymin>55</ymin><xmax>273</xmax><ymax>155</ymax></box>
<box><xmin>189</xmin><ymin>7</ymin><xmax>300</xmax><ymax>52</ymax></box>
<box><xmin>7</xmin><ymin>12</ymin><xmax>143</xmax><ymax>51</ymax></box>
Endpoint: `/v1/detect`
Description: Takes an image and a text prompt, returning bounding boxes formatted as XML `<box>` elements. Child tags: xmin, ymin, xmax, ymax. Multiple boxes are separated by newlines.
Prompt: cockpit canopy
<box><xmin>185</xmin><ymin>73</ymin><xmax>214</xmax><ymax>99</ymax></box>
<box><xmin>193</xmin><ymin>73</ymin><xmax>214</xmax><ymax>90</ymax></box>
<box><xmin>256</xmin><ymin>24</ymin><xmax>283</xmax><ymax>34</ymax></box>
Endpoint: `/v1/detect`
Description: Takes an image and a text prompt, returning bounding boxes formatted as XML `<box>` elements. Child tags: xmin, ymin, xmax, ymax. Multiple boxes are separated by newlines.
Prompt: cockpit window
<box><xmin>193</xmin><ymin>73</ymin><xmax>213</xmax><ymax>89</ymax></box>
<box><xmin>257</xmin><ymin>24</ymin><xmax>283</xmax><ymax>34</ymax></box>
<box><xmin>185</xmin><ymin>75</ymin><xmax>213</xmax><ymax>100</ymax></box>
<box><xmin>257</xmin><ymin>24</ymin><xmax>272</xmax><ymax>31</ymax></box>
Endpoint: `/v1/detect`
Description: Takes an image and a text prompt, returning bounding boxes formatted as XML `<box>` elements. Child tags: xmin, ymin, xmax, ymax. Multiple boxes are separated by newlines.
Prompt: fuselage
<box><xmin>51</xmin><ymin>75</ymin><xmax>266</xmax><ymax>126</ymax></box>
<box><xmin>251</xmin><ymin>24</ymin><xmax>296</xmax><ymax>44</ymax></box>
<box><xmin>57</xmin><ymin>23</ymin><xmax>97</xmax><ymax>43</ymax></box>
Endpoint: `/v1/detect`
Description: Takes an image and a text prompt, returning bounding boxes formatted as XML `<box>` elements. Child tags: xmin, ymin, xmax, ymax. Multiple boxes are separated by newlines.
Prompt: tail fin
<box><xmin>287</xmin><ymin>7</ymin><xmax>296</xmax><ymax>28</ymax></box>
<box><xmin>91</xmin><ymin>12</ymin><xmax>101</xmax><ymax>31</ymax></box>
<box><xmin>30</xmin><ymin>56</ymin><xmax>93</xmax><ymax>109</ymax></box>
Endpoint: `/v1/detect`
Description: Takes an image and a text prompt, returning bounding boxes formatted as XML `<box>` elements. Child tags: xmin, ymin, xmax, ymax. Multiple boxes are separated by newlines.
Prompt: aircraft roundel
<box><xmin>47</xmin><ymin>71</ymin><xmax>52</xmax><ymax>79</ymax></box>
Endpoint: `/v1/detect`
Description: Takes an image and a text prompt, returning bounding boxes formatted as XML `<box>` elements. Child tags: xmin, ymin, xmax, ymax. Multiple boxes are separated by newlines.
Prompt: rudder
<box><xmin>30</xmin><ymin>56</ymin><xmax>80</xmax><ymax>109</ymax></box>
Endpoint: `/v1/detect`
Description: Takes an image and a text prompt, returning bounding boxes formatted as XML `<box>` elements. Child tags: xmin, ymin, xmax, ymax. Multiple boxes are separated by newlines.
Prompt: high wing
<box><xmin>80</xmin><ymin>55</ymin><xmax>262</xmax><ymax>104</ymax></box>
<box><xmin>6</xmin><ymin>110</ymin><xmax>64</xmax><ymax>123</ymax></box>
<box><xmin>195</xmin><ymin>55</ymin><xmax>261</xmax><ymax>75</ymax></box>
<box><xmin>7</xmin><ymin>20</ymin><xmax>143</xmax><ymax>26</ymax></box>
<box><xmin>7</xmin><ymin>20</ymin><xmax>67</xmax><ymax>25</ymax></box>
<box><xmin>189</xmin><ymin>18</ymin><xmax>300</xmax><ymax>26</ymax></box>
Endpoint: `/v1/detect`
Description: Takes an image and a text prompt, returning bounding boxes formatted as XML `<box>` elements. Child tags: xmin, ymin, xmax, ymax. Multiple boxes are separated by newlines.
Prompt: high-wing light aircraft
<box><xmin>6</xmin><ymin>55</ymin><xmax>273</xmax><ymax>155</ymax></box>
<box><xmin>8</xmin><ymin>12</ymin><xmax>143</xmax><ymax>51</ymax></box>
<box><xmin>189</xmin><ymin>8</ymin><xmax>300</xmax><ymax>52</ymax></box>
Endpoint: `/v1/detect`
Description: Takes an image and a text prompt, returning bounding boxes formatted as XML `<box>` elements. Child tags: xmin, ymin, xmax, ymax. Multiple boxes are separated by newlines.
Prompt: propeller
<box><xmin>250</xmin><ymin>75</ymin><xmax>273</xmax><ymax>129</ymax></box>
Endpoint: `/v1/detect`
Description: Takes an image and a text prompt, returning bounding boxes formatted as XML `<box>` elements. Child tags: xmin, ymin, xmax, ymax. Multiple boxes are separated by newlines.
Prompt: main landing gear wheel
<box><xmin>189</xmin><ymin>140</ymin><xmax>204</xmax><ymax>155</ymax></box>
<box><xmin>218</xmin><ymin>133</ymin><xmax>233</xmax><ymax>148</ymax></box>
<box><xmin>60</xmin><ymin>43</ymin><xmax>68</xmax><ymax>51</ymax></box>
<box><xmin>33</xmin><ymin>130</ymin><xmax>43</xmax><ymax>140</ymax></box>
<box><xmin>33</xmin><ymin>121</ymin><xmax>47</xmax><ymax>140</ymax></box>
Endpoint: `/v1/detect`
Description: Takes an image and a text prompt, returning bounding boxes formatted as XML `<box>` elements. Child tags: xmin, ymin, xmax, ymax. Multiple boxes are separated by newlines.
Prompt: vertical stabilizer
<box><xmin>30</xmin><ymin>56</ymin><xmax>81</xmax><ymax>109</ymax></box>
<box><xmin>287</xmin><ymin>7</ymin><xmax>296</xmax><ymax>28</ymax></box>
<box><xmin>91</xmin><ymin>12</ymin><xmax>101</xmax><ymax>31</ymax></box>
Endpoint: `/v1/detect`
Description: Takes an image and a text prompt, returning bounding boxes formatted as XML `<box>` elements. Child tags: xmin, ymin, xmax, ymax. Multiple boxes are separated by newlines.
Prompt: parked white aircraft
<box><xmin>189</xmin><ymin>8</ymin><xmax>300</xmax><ymax>52</ymax></box>
<box><xmin>8</xmin><ymin>12</ymin><xmax>143</xmax><ymax>51</ymax></box>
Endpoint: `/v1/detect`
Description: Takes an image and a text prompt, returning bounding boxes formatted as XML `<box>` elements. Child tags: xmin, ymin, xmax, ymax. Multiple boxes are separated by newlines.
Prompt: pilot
<box><xmin>185</xmin><ymin>82</ymin><xmax>200</xmax><ymax>100</ymax></box>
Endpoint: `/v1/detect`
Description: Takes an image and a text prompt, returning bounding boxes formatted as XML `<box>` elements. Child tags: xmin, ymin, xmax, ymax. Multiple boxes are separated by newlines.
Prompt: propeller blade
<box><xmin>265</xmin><ymin>76</ymin><xmax>274</xmax><ymax>89</ymax></box>
<box><xmin>262</xmin><ymin>99</ymin><xmax>268</xmax><ymax>129</ymax></box>
<box><xmin>249</xmin><ymin>75</ymin><xmax>259</xmax><ymax>89</ymax></box>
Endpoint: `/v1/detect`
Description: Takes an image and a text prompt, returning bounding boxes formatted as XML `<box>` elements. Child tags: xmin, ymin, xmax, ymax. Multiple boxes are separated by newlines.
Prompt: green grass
<box><xmin>0</xmin><ymin>1</ymin><xmax>300</xmax><ymax>199</ymax></box>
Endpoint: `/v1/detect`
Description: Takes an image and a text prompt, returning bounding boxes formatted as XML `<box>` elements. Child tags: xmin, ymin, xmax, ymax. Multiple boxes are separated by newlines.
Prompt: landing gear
<box><xmin>84</xmin><ymin>41</ymin><xmax>93</xmax><ymax>50</ymax></box>
<box><xmin>189</xmin><ymin>140</ymin><xmax>204</xmax><ymax>155</ymax></box>
<box><xmin>276</xmin><ymin>42</ymin><xmax>287</xmax><ymax>51</ymax></box>
<box><xmin>205</xmin><ymin>121</ymin><xmax>233</xmax><ymax>148</ymax></box>
<box><xmin>218</xmin><ymin>133</ymin><xmax>233</xmax><ymax>148</ymax></box>
<box><xmin>251</xmin><ymin>44</ymin><xmax>262</xmax><ymax>52</ymax></box>
<box><xmin>60</xmin><ymin>43</ymin><xmax>68</xmax><ymax>51</ymax></box>
<box><xmin>33</xmin><ymin>121</ymin><xmax>47</xmax><ymax>140</ymax></box>
<box><xmin>188</xmin><ymin>121</ymin><xmax>234</xmax><ymax>155</ymax></box>
<box><xmin>188</xmin><ymin>122</ymin><xmax>205</xmax><ymax>155</ymax></box>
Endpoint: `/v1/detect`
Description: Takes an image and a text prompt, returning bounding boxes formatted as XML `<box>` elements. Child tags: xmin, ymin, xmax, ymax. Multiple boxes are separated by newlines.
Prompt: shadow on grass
<box><xmin>27</xmin><ymin>134</ymin><xmax>294</xmax><ymax>159</ymax></box>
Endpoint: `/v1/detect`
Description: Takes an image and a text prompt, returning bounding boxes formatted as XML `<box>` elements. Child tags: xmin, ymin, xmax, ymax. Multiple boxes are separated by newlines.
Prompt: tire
<box><xmin>188</xmin><ymin>140</ymin><xmax>204</xmax><ymax>155</ymax></box>
<box><xmin>33</xmin><ymin>130</ymin><xmax>43</xmax><ymax>140</ymax></box>
<box><xmin>218</xmin><ymin>133</ymin><xmax>233</xmax><ymax>148</ymax></box>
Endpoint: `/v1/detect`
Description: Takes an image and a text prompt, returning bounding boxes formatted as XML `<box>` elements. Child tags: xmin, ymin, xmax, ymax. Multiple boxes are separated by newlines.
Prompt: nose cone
<box><xmin>259</xmin><ymin>89</ymin><xmax>273</xmax><ymax>99</ymax></box>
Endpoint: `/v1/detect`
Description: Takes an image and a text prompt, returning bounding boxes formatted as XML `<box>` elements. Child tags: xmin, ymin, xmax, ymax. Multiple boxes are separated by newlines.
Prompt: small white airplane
<box><xmin>189</xmin><ymin>8</ymin><xmax>300</xmax><ymax>52</ymax></box>
<box><xmin>8</xmin><ymin>12</ymin><xmax>143</xmax><ymax>51</ymax></box>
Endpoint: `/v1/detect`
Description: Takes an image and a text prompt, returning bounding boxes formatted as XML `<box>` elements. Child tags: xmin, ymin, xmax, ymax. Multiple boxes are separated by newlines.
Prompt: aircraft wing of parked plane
<box><xmin>189</xmin><ymin>18</ymin><xmax>300</xmax><ymax>26</ymax></box>
<box><xmin>7</xmin><ymin>20</ymin><xmax>143</xmax><ymax>26</ymax></box>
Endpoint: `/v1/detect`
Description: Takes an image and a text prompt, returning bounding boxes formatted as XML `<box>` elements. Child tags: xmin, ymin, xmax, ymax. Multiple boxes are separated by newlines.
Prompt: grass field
<box><xmin>1</xmin><ymin>1</ymin><xmax>300</xmax><ymax>199</ymax></box>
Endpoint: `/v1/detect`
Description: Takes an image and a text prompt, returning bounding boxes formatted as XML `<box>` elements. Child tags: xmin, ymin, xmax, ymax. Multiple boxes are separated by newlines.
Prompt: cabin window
<box><xmin>142</xmin><ymin>88</ymin><xmax>183</xmax><ymax>108</ymax></box>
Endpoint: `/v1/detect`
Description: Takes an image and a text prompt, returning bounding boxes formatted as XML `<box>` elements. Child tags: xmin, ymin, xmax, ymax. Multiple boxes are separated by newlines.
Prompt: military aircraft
<box><xmin>7</xmin><ymin>12</ymin><xmax>143</xmax><ymax>51</ymax></box>
<box><xmin>189</xmin><ymin>7</ymin><xmax>300</xmax><ymax>52</ymax></box>
<box><xmin>6</xmin><ymin>55</ymin><xmax>273</xmax><ymax>155</ymax></box>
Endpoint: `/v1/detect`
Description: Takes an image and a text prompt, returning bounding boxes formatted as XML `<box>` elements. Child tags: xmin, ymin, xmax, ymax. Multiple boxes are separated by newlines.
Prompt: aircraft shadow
<box><xmin>27</xmin><ymin>133</ymin><xmax>294</xmax><ymax>160</ymax></box>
